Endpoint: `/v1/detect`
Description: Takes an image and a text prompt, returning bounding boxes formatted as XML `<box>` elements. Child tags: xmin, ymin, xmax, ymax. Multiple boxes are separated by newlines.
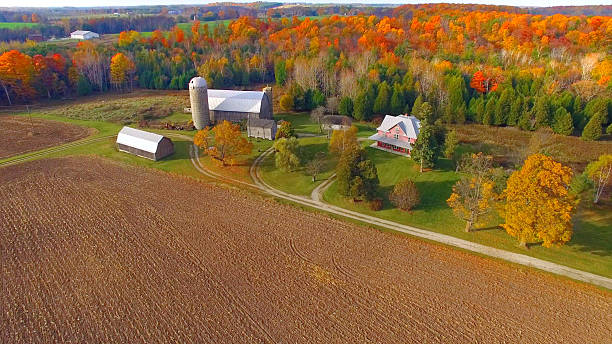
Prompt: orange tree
<box><xmin>501</xmin><ymin>154</ymin><xmax>577</xmax><ymax>248</ymax></box>
<box><xmin>193</xmin><ymin>120</ymin><xmax>252</xmax><ymax>166</ymax></box>
<box><xmin>446</xmin><ymin>153</ymin><xmax>498</xmax><ymax>232</ymax></box>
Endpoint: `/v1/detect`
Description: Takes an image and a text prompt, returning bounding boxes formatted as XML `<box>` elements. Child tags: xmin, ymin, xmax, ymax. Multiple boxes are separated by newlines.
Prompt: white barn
<box><xmin>116</xmin><ymin>126</ymin><xmax>174</xmax><ymax>161</ymax></box>
<box><xmin>70</xmin><ymin>30</ymin><xmax>99</xmax><ymax>40</ymax></box>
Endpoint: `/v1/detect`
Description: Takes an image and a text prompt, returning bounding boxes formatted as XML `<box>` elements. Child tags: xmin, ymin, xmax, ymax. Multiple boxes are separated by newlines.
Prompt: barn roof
<box><xmin>71</xmin><ymin>30</ymin><xmax>95</xmax><ymax>35</ymax></box>
<box><xmin>248</xmin><ymin>118</ymin><xmax>276</xmax><ymax>128</ymax></box>
<box><xmin>116</xmin><ymin>127</ymin><xmax>165</xmax><ymax>153</ymax></box>
<box><xmin>208</xmin><ymin>89</ymin><xmax>266</xmax><ymax>114</ymax></box>
<box><xmin>377</xmin><ymin>115</ymin><xmax>421</xmax><ymax>138</ymax></box>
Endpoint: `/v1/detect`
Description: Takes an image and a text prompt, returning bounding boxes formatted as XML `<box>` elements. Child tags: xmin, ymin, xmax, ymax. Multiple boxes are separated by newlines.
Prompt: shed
<box><xmin>116</xmin><ymin>126</ymin><xmax>174</xmax><ymax>161</ymax></box>
<box><xmin>70</xmin><ymin>30</ymin><xmax>99</xmax><ymax>40</ymax></box>
<box><xmin>321</xmin><ymin>115</ymin><xmax>352</xmax><ymax>133</ymax></box>
<box><xmin>207</xmin><ymin>89</ymin><xmax>273</xmax><ymax>123</ymax></box>
<box><xmin>247</xmin><ymin>118</ymin><xmax>277</xmax><ymax>140</ymax></box>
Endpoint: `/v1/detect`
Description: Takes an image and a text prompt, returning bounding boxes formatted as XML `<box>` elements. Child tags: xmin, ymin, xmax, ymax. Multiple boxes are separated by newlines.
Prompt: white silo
<box><xmin>189</xmin><ymin>77</ymin><xmax>210</xmax><ymax>130</ymax></box>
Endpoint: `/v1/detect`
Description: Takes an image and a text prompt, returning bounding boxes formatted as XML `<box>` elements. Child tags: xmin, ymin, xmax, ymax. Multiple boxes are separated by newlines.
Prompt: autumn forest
<box><xmin>1</xmin><ymin>4</ymin><xmax>611</xmax><ymax>140</ymax></box>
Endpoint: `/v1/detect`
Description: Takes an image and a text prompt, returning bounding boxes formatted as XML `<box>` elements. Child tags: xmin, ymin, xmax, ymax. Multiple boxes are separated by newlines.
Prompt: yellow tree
<box><xmin>501</xmin><ymin>154</ymin><xmax>576</xmax><ymax>248</ymax></box>
<box><xmin>194</xmin><ymin>121</ymin><xmax>252</xmax><ymax>166</ymax></box>
<box><xmin>329</xmin><ymin>125</ymin><xmax>359</xmax><ymax>155</ymax></box>
<box><xmin>447</xmin><ymin>153</ymin><xmax>498</xmax><ymax>232</ymax></box>
<box><xmin>110</xmin><ymin>53</ymin><xmax>135</xmax><ymax>90</ymax></box>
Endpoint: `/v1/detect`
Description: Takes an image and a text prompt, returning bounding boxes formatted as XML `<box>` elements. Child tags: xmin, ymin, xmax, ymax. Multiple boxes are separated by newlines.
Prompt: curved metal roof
<box><xmin>189</xmin><ymin>77</ymin><xmax>208</xmax><ymax>89</ymax></box>
<box><xmin>207</xmin><ymin>89</ymin><xmax>266</xmax><ymax>114</ymax></box>
<box><xmin>116</xmin><ymin>127</ymin><xmax>165</xmax><ymax>154</ymax></box>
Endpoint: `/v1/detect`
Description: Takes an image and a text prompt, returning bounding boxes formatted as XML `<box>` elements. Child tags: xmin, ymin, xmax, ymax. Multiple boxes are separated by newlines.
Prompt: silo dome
<box><xmin>189</xmin><ymin>77</ymin><xmax>210</xmax><ymax>130</ymax></box>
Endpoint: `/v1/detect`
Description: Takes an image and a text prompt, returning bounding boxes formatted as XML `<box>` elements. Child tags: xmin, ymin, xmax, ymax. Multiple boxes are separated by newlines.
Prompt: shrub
<box><xmin>389</xmin><ymin>179</ymin><xmax>420</xmax><ymax>211</ymax></box>
<box><xmin>369</xmin><ymin>198</ymin><xmax>383</xmax><ymax>211</ymax></box>
<box><xmin>279</xmin><ymin>94</ymin><xmax>294</xmax><ymax>111</ymax></box>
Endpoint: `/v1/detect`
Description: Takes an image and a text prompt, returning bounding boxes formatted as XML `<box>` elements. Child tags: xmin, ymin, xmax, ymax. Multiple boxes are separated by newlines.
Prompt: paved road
<box><xmin>191</xmin><ymin>145</ymin><xmax>611</xmax><ymax>290</ymax></box>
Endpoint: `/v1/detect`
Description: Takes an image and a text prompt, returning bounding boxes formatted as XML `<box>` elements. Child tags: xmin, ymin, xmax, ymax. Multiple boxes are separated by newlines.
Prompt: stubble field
<box><xmin>0</xmin><ymin>157</ymin><xmax>610</xmax><ymax>343</ymax></box>
<box><xmin>0</xmin><ymin>116</ymin><xmax>91</xmax><ymax>159</ymax></box>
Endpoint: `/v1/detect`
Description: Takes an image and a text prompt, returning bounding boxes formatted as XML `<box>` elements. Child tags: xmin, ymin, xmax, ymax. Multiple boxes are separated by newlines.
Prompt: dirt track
<box><xmin>0</xmin><ymin>116</ymin><xmax>90</xmax><ymax>159</ymax></box>
<box><xmin>1</xmin><ymin>157</ymin><xmax>610</xmax><ymax>343</ymax></box>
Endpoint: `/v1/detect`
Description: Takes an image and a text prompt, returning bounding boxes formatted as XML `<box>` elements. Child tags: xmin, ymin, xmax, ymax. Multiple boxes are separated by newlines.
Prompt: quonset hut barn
<box><xmin>189</xmin><ymin>77</ymin><xmax>273</xmax><ymax>129</ymax></box>
<box><xmin>116</xmin><ymin>126</ymin><xmax>174</xmax><ymax>161</ymax></box>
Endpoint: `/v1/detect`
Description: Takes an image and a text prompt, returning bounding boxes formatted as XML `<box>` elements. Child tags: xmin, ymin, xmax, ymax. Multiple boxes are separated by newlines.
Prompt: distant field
<box><xmin>0</xmin><ymin>22</ymin><xmax>40</xmax><ymax>30</ymax></box>
<box><xmin>1</xmin><ymin>156</ymin><xmax>609</xmax><ymax>342</ymax></box>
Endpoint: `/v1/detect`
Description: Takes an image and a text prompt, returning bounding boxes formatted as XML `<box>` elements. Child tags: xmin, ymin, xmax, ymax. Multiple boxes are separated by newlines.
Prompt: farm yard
<box><xmin>0</xmin><ymin>115</ymin><xmax>91</xmax><ymax>159</ymax></box>
<box><xmin>1</xmin><ymin>156</ymin><xmax>610</xmax><ymax>343</ymax></box>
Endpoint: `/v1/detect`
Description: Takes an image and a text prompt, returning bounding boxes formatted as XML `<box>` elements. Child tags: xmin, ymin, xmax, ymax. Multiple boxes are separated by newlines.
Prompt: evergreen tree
<box><xmin>446</xmin><ymin>75</ymin><xmax>467</xmax><ymax>124</ymax></box>
<box><xmin>581</xmin><ymin>113</ymin><xmax>604</xmax><ymax>141</ymax></box>
<box><xmin>411</xmin><ymin>121</ymin><xmax>436</xmax><ymax>172</ymax></box>
<box><xmin>518</xmin><ymin>109</ymin><xmax>533</xmax><ymax>131</ymax></box>
<box><xmin>533</xmin><ymin>95</ymin><xmax>551</xmax><ymax>128</ymax></box>
<box><xmin>411</xmin><ymin>94</ymin><xmax>424</xmax><ymax>118</ymax></box>
<box><xmin>508</xmin><ymin>96</ymin><xmax>523</xmax><ymax>126</ymax></box>
<box><xmin>552</xmin><ymin>107</ymin><xmax>574</xmax><ymax>136</ymax></box>
<box><xmin>494</xmin><ymin>88</ymin><xmax>513</xmax><ymax>125</ymax></box>
<box><xmin>373</xmin><ymin>81</ymin><xmax>391</xmax><ymax>115</ymax></box>
<box><xmin>390</xmin><ymin>83</ymin><xmax>405</xmax><ymax>115</ymax></box>
<box><xmin>338</xmin><ymin>96</ymin><xmax>354</xmax><ymax>117</ymax></box>
<box><xmin>483</xmin><ymin>96</ymin><xmax>496</xmax><ymax>125</ymax></box>
<box><xmin>274</xmin><ymin>60</ymin><xmax>287</xmax><ymax>85</ymax></box>
<box><xmin>336</xmin><ymin>147</ymin><xmax>379</xmax><ymax>200</ymax></box>
<box><xmin>353</xmin><ymin>91</ymin><xmax>369</xmax><ymax>121</ymax></box>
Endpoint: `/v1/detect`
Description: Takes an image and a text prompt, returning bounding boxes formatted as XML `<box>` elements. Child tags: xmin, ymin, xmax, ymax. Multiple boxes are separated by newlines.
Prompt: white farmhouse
<box><xmin>70</xmin><ymin>30</ymin><xmax>99</xmax><ymax>40</ymax></box>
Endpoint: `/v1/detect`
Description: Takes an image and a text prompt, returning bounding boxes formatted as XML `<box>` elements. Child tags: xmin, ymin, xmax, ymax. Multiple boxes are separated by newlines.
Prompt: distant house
<box><xmin>27</xmin><ymin>34</ymin><xmax>43</xmax><ymax>42</ymax></box>
<box><xmin>368</xmin><ymin>114</ymin><xmax>421</xmax><ymax>156</ymax></box>
<box><xmin>70</xmin><ymin>30</ymin><xmax>99</xmax><ymax>40</ymax></box>
<box><xmin>321</xmin><ymin>115</ymin><xmax>352</xmax><ymax>134</ymax></box>
<box><xmin>247</xmin><ymin>118</ymin><xmax>276</xmax><ymax>140</ymax></box>
<box><xmin>116</xmin><ymin>126</ymin><xmax>174</xmax><ymax>161</ymax></box>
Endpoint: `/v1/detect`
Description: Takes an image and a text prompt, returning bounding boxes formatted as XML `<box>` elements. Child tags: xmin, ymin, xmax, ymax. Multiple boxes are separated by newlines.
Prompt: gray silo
<box><xmin>189</xmin><ymin>77</ymin><xmax>210</xmax><ymax>130</ymax></box>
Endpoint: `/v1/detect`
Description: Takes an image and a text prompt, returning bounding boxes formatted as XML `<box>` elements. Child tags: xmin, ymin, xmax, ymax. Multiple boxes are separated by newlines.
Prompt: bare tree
<box><xmin>306</xmin><ymin>151</ymin><xmax>326</xmax><ymax>182</ymax></box>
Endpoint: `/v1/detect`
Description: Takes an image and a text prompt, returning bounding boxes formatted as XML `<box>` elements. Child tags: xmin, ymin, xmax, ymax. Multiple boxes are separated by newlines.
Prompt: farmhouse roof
<box><xmin>367</xmin><ymin>133</ymin><xmax>413</xmax><ymax>150</ymax></box>
<box><xmin>248</xmin><ymin>118</ymin><xmax>276</xmax><ymax>128</ymax></box>
<box><xmin>207</xmin><ymin>89</ymin><xmax>266</xmax><ymax>114</ymax></box>
<box><xmin>377</xmin><ymin>115</ymin><xmax>421</xmax><ymax>138</ymax></box>
<box><xmin>116</xmin><ymin>126</ymin><xmax>165</xmax><ymax>153</ymax></box>
<box><xmin>71</xmin><ymin>30</ymin><xmax>94</xmax><ymax>35</ymax></box>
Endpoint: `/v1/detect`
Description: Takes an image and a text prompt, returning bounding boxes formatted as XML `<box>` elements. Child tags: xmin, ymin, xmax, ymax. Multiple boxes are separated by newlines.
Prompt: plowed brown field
<box><xmin>0</xmin><ymin>116</ymin><xmax>90</xmax><ymax>159</ymax></box>
<box><xmin>1</xmin><ymin>157</ymin><xmax>610</xmax><ymax>343</ymax></box>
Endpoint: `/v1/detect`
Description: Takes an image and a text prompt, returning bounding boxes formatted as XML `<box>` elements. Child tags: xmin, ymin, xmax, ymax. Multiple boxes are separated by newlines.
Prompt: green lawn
<box><xmin>259</xmin><ymin>136</ymin><xmax>337</xmax><ymax>196</ymax></box>
<box><xmin>0</xmin><ymin>22</ymin><xmax>40</xmax><ymax>29</ymax></box>
<box><xmin>322</xmin><ymin>145</ymin><xmax>612</xmax><ymax>278</ymax></box>
<box><xmin>274</xmin><ymin>112</ymin><xmax>376</xmax><ymax>137</ymax></box>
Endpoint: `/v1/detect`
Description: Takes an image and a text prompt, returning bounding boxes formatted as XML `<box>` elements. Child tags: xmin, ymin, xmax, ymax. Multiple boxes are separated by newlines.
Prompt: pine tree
<box><xmin>518</xmin><ymin>109</ymin><xmax>533</xmax><ymax>131</ymax></box>
<box><xmin>390</xmin><ymin>83</ymin><xmax>405</xmax><ymax>115</ymax></box>
<box><xmin>552</xmin><ymin>107</ymin><xmax>574</xmax><ymax>136</ymax></box>
<box><xmin>494</xmin><ymin>88</ymin><xmax>513</xmax><ymax>125</ymax></box>
<box><xmin>483</xmin><ymin>96</ymin><xmax>496</xmax><ymax>125</ymax></box>
<box><xmin>373</xmin><ymin>81</ymin><xmax>391</xmax><ymax>115</ymax></box>
<box><xmin>411</xmin><ymin>94</ymin><xmax>424</xmax><ymax>118</ymax></box>
<box><xmin>338</xmin><ymin>96</ymin><xmax>353</xmax><ymax>117</ymax></box>
<box><xmin>533</xmin><ymin>95</ymin><xmax>551</xmax><ymax>128</ymax></box>
<box><xmin>581</xmin><ymin>113</ymin><xmax>604</xmax><ymax>141</ymax></box>
<box><xmin>353</xmin><ymin>91</ymin><xmax>368</xmax><ymax>121</ymax></box>
<box><xmin>508</xmin><ymin>96</ymin><xmax>523</xmax><ymax>126</ymax></box>
<box><xmin>447</xmin><ymin>75</ymin><xmax>467</xmax><ymax>124</ymax></box>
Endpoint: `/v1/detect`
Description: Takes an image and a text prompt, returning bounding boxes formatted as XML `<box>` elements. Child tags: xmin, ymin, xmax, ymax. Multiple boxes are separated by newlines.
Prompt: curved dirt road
<box><xmin>241</xmin><ymin>146</ymin><xmax>612</xmax><ymax>289</ymax></box>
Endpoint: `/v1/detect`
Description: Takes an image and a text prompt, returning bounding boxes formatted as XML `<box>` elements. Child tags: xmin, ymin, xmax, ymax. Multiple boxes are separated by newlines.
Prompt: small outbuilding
<box><xmin>247</xmin><ymin>118</ymin><xmax>277</xmax><ymax>140</ymax></box>
<box><xmin>70</xmin><ymin>30</ymin><xmax>99</xmax><ymax>40</ymax></box>
<box><xmin>116</xmin><ymin>126</ymin><xmax>174</xmax><ymax>161</ymax></box>
<box><xmin>321</xmin><ymin>115</ymin><xmax>352</xmax><ymax>136</ymax></box>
